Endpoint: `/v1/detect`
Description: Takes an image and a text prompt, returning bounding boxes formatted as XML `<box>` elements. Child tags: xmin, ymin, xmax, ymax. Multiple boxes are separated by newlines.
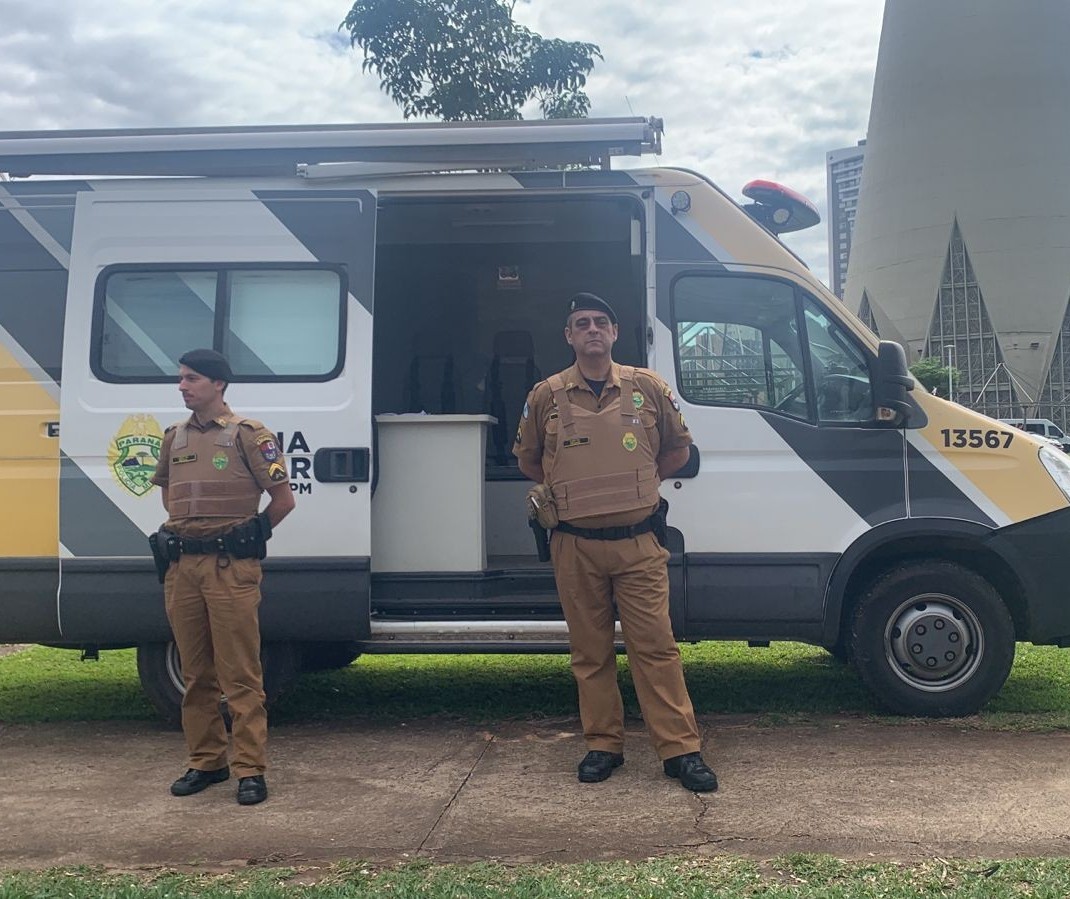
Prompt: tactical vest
<box><xmin>546</xmin><ymin>366</ymin><xmax>661</xmax><ymax>522</ymax></box>
<box><xmin>166</xmin><ymin>417</ymin><xmax>262</xmax><ymax>520</ymax></box>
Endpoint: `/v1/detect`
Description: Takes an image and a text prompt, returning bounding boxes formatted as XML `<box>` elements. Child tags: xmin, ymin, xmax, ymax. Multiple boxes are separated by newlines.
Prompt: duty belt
<box><xmin>554</xmin><ymin>516</ymin><xmax>656</xmax><ymax>541</ymax></box>
<box><xmin>178</xmin><ymin>535</ymin><xmax>229</xmax><ymax>555</ymax></box>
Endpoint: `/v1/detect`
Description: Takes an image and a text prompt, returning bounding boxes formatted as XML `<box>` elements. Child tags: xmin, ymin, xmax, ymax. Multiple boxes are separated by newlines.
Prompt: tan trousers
<box><xmin>550</xmin><ymin>530</ymin><xmax>701</xmax><ymax>760</ymax></box>
<box><xmin>164</xmin><ymin>553</ymin><xmax>267</xmax><ymax>777</ymax></box>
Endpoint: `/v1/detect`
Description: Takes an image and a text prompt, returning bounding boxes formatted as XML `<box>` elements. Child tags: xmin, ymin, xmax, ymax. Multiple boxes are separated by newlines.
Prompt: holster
<box><xmin>652</xmin><ymin>497</ymin><xmax>670</xmax><ymax>548</ymax></box>
<box><xmin>526</xmin><ymin>483</ymin><xmax>559</xmax><ymax>530</ymax></box>
<box><xmin>148</xmin><ymin>529</ymin><xmax>176</xmax><ymax>583</ymax></box>
<box><xmin>529</xmin><ymin>517</ymin><xmax>551</xmax><ymax>563</ymax></box>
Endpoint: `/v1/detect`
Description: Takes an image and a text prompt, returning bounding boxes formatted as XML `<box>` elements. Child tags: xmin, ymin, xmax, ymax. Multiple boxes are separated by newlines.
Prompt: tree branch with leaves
<box><xmin>910</xmin><ymin>356</ymin><xmax>959</xmax><ymax>398</ymax></box>
<box><xmin>340</xmin><ymin>0</ymin><xmax>602</xmax><ymax>120</ymax></box>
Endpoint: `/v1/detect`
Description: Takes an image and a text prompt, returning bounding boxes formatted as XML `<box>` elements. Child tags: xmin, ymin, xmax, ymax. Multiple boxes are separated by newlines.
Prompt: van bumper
<box><xmin>985</xmin><ymin>506</ymin><xmax>1070</xmax><ymax>644</ymax></box>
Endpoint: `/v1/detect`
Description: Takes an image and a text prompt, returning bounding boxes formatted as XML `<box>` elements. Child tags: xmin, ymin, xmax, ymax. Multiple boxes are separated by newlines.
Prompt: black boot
<box><xmin>237</xmin><ymin>775</ymin><xmax>268</xmax><ymax>805</ymax></box>
<box><xmin>170</xmin><ymin>766</ymin><xmax>229</xmax><ymax>796</ymax></box>
<box><xmin>663</xmin><ymin>752</ymin><xmax>718</xmax><ymax>792</ymax></box>
<box><xmin>577</xmin><ymin>750</ymin><xmax>624</xmax><ymax>783</ymax></box>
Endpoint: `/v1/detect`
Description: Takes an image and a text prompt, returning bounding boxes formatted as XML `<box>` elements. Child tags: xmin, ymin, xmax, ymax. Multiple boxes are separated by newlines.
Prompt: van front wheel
<box><xmin>136</xmin><ymin>641</ymin><xmax>300</xmax><ymax>728</ymax></box>
<box><xmin>849</xmin><ymin>561</ymin><xmax>1015</xmax><ymax>716</ymax></box>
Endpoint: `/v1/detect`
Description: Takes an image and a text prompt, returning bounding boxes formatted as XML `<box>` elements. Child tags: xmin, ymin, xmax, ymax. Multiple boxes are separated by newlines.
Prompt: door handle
<box><xmin>312</xmin><ymin>447</ymin><xmax>370</xmax><ymax>483</ymax></box>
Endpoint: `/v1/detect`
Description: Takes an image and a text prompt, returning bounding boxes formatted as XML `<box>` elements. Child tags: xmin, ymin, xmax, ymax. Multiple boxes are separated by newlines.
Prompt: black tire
<box><xmin>300</xmin><ymin>641</ymin><xmax>362</xmax><ymax>673</ymax></box>
<box><xmin>136</xmin><ymin>640</ymin><xmax>301</xmax><ymax>728</ymax></box>
<box><xmin>849</xmin><ymin>560</ymin><xmax>1015</xmax><ymax>716</ymax></box>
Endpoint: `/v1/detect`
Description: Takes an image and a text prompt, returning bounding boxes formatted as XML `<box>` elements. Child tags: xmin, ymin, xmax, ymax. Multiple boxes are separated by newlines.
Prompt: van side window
<box><xmin>223</xmin><ymin>269</ymin><xmax>341</xmax><ymax>377</ymax></box>
<box><xmin>94</xmin><ymin>266</ymin><xmax>345</xmax><ymax>382</ymax></box>
<box><xmin>673</xmin><ymin>275</ymin><xmax>811</xmax><ymax>418</ymax></box>
<box><xmin>801</xmin><ymin>298</ymin><xmax>874</xmax><ymax>422</ymax></box>
<box><xmin>99</xmin><ymin>271</ymin><xmax>217</xmax><ymax>378</ymax></box>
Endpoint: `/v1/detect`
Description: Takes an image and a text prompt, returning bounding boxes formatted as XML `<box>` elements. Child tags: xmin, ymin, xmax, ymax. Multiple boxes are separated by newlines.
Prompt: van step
<box><xmin>365</xmin><ymin>618</ymin><xmax>619</xmax><ymax>645</ymax></box>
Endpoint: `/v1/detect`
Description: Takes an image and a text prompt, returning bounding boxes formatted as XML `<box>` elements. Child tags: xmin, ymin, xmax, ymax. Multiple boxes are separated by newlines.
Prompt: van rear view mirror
<box><xmin>874</xmin><ymin>340</ymin><xmax>914</xmax><ymax>425</ymax></box>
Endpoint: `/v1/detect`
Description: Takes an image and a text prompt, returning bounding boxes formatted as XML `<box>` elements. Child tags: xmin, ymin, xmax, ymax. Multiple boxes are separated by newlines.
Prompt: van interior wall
<box><xmin>372</xmin><ymin>242</ymin><xmax>643</xmax><ymax>414</ymax></box>
<box><xmin>371</xmin><ymin>197</ymin><xmax>644</xmax><ymax>563</ymax></box>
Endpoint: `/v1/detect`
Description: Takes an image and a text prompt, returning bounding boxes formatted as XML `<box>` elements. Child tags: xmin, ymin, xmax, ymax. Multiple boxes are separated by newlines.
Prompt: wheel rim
<box><xmin>164</xmin><ymin>641</ymin><xmax>187</xmax><ymax>697</ymax></box>
<box><xmin>884</xmin><ymin>593</ymin><xmax>984</xmax><ymax>692</ymax></box>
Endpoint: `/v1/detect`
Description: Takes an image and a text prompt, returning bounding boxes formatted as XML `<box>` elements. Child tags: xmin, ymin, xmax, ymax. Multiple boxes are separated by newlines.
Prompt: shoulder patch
<box><xmin>256</xmin><ymin>434</ymin><xmax>280</xmax><ymax>462</ymax></box>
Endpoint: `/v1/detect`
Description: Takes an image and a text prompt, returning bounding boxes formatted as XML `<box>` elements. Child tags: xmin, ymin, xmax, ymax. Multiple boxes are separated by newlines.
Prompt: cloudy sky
<box><xmin>0</xmin><ymin>0</ymin><xmax>886</xmax><ymax>285</ymax></box>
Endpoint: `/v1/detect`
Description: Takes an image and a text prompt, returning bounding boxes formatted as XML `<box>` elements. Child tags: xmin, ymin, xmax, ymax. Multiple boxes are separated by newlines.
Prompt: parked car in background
<box><xmin>999</xmin><ymin>418</ymin><xmax>1070</xmax><ymax>452</ymax></box>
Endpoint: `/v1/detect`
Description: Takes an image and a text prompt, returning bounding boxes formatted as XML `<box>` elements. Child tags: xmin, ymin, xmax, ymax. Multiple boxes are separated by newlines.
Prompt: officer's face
<box><xmin>565</xmin><ymin>313</ymin><xmax>618</xmax><ymax>359</ymax></box>
<box><xmin>177</xmin><ymin>365</ymin><xmax>225</xmax><ymax>413</ymax></box>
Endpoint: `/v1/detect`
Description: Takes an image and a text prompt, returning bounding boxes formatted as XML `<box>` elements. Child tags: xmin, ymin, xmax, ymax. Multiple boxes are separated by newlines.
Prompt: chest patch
<box><xmin>562</xmin><ymin>436</ymin><xmax>590</xmax><ymax>448</ymax></box>
<box><xmin>172</xmin><ymin>453</ymin><xmax>197</xmax><ymax>464</ymax></box>
<box><xmin>212</xmin><ymin>451</ymin><xmax>230</xmax><ymax>471</ymax></box>
<box><xmin>632</xmin><ymin>391</ymin><xmax>645</xmax><ymax>410</ymax></box>
<box><xmin>622</xmin><ymin>432</ymin><xmax>638</xmax><ymax>452</ymax></box>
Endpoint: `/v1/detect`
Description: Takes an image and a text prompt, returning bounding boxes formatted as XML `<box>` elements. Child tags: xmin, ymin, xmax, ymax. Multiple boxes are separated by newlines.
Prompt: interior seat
<box><xmin>404</xmin><ymin>332</ymin><xmax>457</xmax><ymax>414</ymax></box>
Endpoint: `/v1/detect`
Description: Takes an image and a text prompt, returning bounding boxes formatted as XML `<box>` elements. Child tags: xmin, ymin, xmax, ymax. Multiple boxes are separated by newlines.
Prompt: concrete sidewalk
<box><xmin>1</xmin><ymin>715</ymin><xmax>1070</xmax><ymax>869</ymax></box>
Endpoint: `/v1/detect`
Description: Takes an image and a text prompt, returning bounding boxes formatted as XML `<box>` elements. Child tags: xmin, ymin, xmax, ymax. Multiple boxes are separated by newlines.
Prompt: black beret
<box><xmin>567</xmin><ymin>292</ymin><xmax>617</xmax><ymax>325</ymax></box>
<box><xmin>179</xmin><ymin>348</ymin><xmax>233</xmax><ymax>382</ymax></box>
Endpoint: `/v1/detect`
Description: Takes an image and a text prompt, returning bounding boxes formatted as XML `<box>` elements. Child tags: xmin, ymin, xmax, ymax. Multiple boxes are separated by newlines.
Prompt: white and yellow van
<box><xmin>2</xmin><ymin>117</ymin><xmax>1068</xmax><ymax>723</ymax></box>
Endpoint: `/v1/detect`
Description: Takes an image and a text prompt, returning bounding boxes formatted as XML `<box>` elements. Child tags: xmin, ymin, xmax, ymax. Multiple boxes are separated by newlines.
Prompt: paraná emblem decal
<box><xmin>622</xmin><ymin>432</ymin><xmax>638</xmax><ymax>452</ymax></box>
<box><xmin>212</xmin><ymin>451</ymin><xmax>229</xmax><ymax>471</ymax></box>
<box><xmin>108</xmin><ymin>414</ymin><xmax>164</xmax><ymax>497</ymax></box>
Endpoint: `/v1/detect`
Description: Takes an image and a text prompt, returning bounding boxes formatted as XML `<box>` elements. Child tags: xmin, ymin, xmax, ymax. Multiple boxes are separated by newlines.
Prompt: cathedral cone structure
<box><xmin>845</xmin><ymin>0</ymin><xmax>1070</xmax><ymax>426</ymax></box>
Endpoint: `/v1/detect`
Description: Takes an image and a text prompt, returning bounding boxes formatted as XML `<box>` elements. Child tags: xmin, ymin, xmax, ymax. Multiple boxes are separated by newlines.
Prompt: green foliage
<box><xmin>5</xmin><ymin>856</ymin><xmax>1070</xmax><ymax>898</ymax></box>
<box><xmin>910</xmin><ymin>355</ymin><xmax>959</xmax><ymax>398</ymax></box>
<box><xmin>339</xmin><ymin>0</ymin><xmax>602</xmax><ymax>120</ymax></box>
<box><xmin>4</xmin><ymin>642</ymin><xmax>1070</xmax><ymax>729</ymax></box>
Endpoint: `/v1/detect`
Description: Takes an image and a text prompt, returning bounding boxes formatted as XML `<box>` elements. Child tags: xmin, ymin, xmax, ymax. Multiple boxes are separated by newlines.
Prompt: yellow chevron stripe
<box><xmin>651</xmin><ymin>172</ymin><xmax>804</xmax><ymax>271</ymax></box>
<box><xmin>914</xmin><ymin>391</ymin><xmax>1067</xmax><ymax>523</ymax></box>
<box><xmin>0</xmin><ymin>343</ymin><xmax>59</xmax><ymax>557</ymax></box>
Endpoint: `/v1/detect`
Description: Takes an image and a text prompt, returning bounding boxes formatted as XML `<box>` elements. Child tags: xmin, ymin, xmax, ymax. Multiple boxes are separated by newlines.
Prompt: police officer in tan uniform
<box><xmin>514</xmin><ymin>294</ymin><xmax>717</xmax><ymax>792</ymax></box>
<box><xmin>151</xmin><ymin>349</ymin><xmax>295</xmax><ymax>806</ymax></box>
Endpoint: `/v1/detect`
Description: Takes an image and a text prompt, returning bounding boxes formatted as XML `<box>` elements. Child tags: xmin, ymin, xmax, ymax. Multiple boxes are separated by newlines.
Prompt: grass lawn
<box><xmin>3</xmin><ymin>855</ymin><xmax>1070</xmax><ymax>898</ymax></box>
<box><xmin>2</xmin><ymin>639</ymin><xmax>1070</xmax><ymax>728</ymax></box>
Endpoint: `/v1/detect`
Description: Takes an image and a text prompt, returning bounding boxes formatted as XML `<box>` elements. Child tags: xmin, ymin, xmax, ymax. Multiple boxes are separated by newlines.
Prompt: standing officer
<box><xmin>514</xmin><ymin>293</ymin><xmax>717</xmax><ymax>792</ymax></box>
<box><xmin>151</xmin><ymin>349</ymin><xmax>295</xmax><ymax>806</ymax></box>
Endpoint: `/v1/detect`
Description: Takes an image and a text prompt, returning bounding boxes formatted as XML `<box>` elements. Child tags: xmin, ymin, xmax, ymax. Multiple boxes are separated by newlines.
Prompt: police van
<box><xmin>2</xmin><ymin>117</ymin><xmax>1069</xmax><ymax>724</ymax></box>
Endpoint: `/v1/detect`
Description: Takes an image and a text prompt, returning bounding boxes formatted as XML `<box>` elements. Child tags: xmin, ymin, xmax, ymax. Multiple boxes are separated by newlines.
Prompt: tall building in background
<box><xmin>845</xmin><ymin>0</ymin><xmax>1070</xmax><ymax>426</ymax></box>
<box><xmin>825</xmin><ymin>140</ymin><xmax>866</xmax><ymax>300</ymax></box>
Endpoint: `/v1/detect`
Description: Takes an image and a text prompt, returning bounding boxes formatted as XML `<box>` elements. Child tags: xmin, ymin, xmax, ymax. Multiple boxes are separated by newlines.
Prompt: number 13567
<box><xmin>940</xmin><ymin>428</ymin><xmax>1014</xmax><ymax>449</ymax></box>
